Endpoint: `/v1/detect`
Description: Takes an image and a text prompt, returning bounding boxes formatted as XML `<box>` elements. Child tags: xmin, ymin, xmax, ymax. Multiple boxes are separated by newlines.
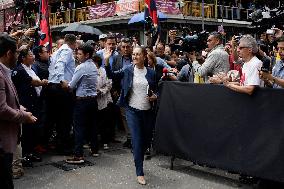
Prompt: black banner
<box><xmin>155</xmin><ymin>82</ymin><xmax>284</xmax><ymax>182</ymax></box>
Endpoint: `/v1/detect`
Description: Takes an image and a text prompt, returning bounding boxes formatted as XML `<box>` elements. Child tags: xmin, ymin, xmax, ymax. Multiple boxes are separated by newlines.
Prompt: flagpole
<box><xmin>202</xmin><ymin>0</ymin><xmax>204</xmax><ymax>31</ymax></box>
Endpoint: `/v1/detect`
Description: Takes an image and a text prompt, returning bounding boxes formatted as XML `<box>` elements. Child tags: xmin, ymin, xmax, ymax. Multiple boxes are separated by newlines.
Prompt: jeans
<box><xmin>0</xmin><ymin>150</ymin><xmax>13</xmax><ymax>189</ymax></box>
<box><xmin>126</xmin><ymin>106</ymin><xmax>154</xmax><ymax>176</ymax></box>
<box><xmin>73</xmin><ymin>98</ymin><xmax>98</xmax><ymax>157</ymax></box>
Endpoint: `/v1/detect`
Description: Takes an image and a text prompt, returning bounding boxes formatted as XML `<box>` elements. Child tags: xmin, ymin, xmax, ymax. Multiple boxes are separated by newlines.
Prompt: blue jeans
<box><xmin>126</xmin><ymin>106</ymin><xmax>154</xmax><ymax>176</ymax></box>
<box><xmin>73</xmin><ymin>98</ymin><xmax>98</xmax><ymax>157</ymax></box>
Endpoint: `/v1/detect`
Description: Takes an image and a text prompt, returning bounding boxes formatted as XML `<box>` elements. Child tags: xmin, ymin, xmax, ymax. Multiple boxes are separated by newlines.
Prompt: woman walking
<box><xmin>105</xmin><ymin>46</ymin><xmax>157</xmax><ymax>185</ymax></box>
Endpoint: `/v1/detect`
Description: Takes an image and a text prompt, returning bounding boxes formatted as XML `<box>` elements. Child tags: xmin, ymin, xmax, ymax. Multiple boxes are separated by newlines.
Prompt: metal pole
<box><xmin>202</xmin><ymin>0</ymin><xmax>204</xmax><ymax>31</ymax></box>
<box><xmin>221</xmin><ymin>0</ymin><xmax>224</xmax><ymax>26</ymax></box>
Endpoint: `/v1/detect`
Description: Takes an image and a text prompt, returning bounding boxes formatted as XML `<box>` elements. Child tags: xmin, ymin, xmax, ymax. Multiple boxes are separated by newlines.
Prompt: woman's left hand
<box><xmin>147</xmin><ymin>93</ymin><xmax>157</xmax><ymax>102</ymax></box>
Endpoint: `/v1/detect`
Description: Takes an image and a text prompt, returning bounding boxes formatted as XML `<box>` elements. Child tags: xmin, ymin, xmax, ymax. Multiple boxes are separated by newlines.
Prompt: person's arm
<box><xmin>156</xmin><ymin>57</ymin><xmax>171</xmax><ymax>68</ymax></box>
<box><xmin>31</xmin><ymin>79</ymin><xmax>48</xmax><ymax>87</ymax></box>
<box><xmin>225</xmin><ymin>82</ymin><xmax>256</xmax><ymax>95</ymax></box>
<box><xmin>166</xmin><ymin>60</ymin><xmax>176</xmax><ymax>67</ymax></box>
<box><xmin>191</xmin><ymin>52</ymin><xmax>216</xmax><ymax>77</ymax></box>
<box><xmin>54</xmin><ymin>50</ymin><xmax>69</xmax><ymax>82</ymax></box>
<box><xmin>68</xmin><ymin>66</ymin><xmax>84</xmax><ymax>89</ymax></box>
<box><xmin>260</xmin><ymin>71</ymin><xmax>284</xmax><ymax>88</ymax></box>
<box><xmin>98</xmin><ymin>70</ymin><xmax>112</xmax><ymax>95</ymax></box>
<box><xmin>0</xmin><ymin>76</ymin><xmax>36</xmax><ymax>123</ymax></box>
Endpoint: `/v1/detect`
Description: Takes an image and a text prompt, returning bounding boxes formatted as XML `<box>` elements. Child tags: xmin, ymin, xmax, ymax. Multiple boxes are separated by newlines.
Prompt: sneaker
<box><xmin>65</xmin><ymin>156</ymin><xmax>84</xmax><ymax>164</ymax></box>
<box><xmin>103</xmin><ymin>144</ymin><xmax>109</xmax><ymax>150</ymax></box>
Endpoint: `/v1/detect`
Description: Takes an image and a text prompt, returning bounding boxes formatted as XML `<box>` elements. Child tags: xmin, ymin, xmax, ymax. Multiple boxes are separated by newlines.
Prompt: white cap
<box><xmin>99</xmin><ymin>34</ymin><xmax>107</xmax><ymax>40</ymax></box>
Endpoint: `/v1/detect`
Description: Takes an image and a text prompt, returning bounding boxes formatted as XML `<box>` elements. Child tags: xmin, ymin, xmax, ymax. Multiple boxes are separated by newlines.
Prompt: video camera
<box><xmin>181</xmin><ymin>31</ymin><xmax>209</xmax><ymax>53</ymax></box>
<box><xmin>33</xmin><ymin>26</ymin><xmax>46</xmax><ymax>41</ymax></box>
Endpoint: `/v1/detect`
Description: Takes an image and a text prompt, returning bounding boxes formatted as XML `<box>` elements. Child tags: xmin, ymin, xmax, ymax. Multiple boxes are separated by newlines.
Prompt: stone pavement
<box><xmin>14</xmin><ymin>143</ymin><xmax>257</xmax><ymax>189</ymax></box>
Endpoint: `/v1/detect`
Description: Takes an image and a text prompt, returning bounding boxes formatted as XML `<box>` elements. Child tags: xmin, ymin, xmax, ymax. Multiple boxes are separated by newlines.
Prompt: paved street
<box><xmin>14</xmin><ymin>143</ymin><xmax>254</xmax><ymax>189</ymax></box>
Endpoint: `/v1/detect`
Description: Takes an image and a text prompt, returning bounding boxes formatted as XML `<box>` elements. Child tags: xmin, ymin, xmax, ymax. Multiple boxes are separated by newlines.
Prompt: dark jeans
<box><xmin>126</xmin><ymin>106</ymin><xmax>154</xmax><ymax>176</ymax></box>
<box><xmin>73</xmin><ymin>98</ymin><xmax>98</xmax><ymax>157</ymax></box>
<box><xmin>22</xmin><ymin>122</ymin><xmax>40</xmax><ymax>156</ymax></box>
<box><xmin>0</xmin><ymin>150</ymin><xmax>13</xmax><ymax>189</ymax></box>
<box><xmin>98</xmin><ymin>103</ymin><xmax>114</xmax><ymax>144</ymax></box>
<box><xmin>45</xmin><ymin>84</ymin><xmax>74</xmax><ymax>148</ymax></box>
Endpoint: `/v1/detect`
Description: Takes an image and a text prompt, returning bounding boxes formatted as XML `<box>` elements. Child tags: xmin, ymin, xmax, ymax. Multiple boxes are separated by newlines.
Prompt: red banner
<box><xmin>156</xmin><ymin>0</ymin><xmax>181</xmax><ymax>14</ymax></box>
<box><xmin>40</xmin><ymin>0</ymin><xmax>52</xmax><ymax>50</ymax></box>
<box><xmin>89</xmin><ymin>2</ymin><xmax>116</xmax><ymax>19</ymax></box>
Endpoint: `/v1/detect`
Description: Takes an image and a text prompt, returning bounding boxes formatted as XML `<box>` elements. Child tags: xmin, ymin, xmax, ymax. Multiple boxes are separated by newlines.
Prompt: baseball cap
<box><xmin>99</xmin><ymin>34</ymin><xmax>107</xmax><ymax>40</ymax></box>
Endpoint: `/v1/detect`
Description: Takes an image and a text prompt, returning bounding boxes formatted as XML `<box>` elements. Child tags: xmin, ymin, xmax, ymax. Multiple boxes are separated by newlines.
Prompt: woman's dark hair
<box><xmin>33</xmin><ymin>45</ymin><xmax>45</xmax><ymax>61</ymax></box>
<box><xmin>147</xmin><ymin>52</ymin><xmax>157</xmax><ymax>66</ymax></box>
<box><xmin>77</xmin><ymin>43</ymin><xmax>94</xmax><ymax>58</ymax></box>
<box><xmin>17</xmin><ymin>47</ymin><xmax>31</xmax><ymax>65</ymax></box>
<box><xmin>92</xmin><ymin>54</ymin><xmax>103</xmax><ymax>67</ymax></box>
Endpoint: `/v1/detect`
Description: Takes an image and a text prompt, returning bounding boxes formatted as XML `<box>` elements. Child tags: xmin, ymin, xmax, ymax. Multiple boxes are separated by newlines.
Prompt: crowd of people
<box><xmin>1</xmin><ymin>25</ymin><xmax>284</xmax><ymax>188</ymax></box>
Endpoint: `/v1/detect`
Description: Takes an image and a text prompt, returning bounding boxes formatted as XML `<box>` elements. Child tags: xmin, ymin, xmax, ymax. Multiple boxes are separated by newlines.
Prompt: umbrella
<box><xmin>128</xmin><ymin>11</ymin><xmax>167</xmax><ymax>24</ymax></box>
<box><xmin>62</xmin><ymin>23</ymin><xmax>103</xmax><ymax>35</ymax></box>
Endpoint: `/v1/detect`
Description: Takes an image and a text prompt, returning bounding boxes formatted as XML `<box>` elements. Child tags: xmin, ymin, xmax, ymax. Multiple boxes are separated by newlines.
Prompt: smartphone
<box><xmin>266</xmin><ymin>29</ymin><xmax>275</xmax><ymax>35</ymax></box>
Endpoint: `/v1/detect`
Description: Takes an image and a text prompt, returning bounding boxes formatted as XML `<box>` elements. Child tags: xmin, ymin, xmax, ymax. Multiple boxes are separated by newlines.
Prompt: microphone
<box><xmin>163</xmin><ymin>68</ymin><xmax>176</xmax><ymax>75</ymax></box>
<box><xmin>162</xmin><ymin>68</ymin><xmax>168</xmax><ymax>74</ymax></box>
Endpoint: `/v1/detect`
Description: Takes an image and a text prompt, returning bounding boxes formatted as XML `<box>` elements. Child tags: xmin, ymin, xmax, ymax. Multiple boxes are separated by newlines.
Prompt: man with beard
<box><xmin>0</xmin><ymin>34</ymin><xmax>37</xmax><ymax>189</ymax></box>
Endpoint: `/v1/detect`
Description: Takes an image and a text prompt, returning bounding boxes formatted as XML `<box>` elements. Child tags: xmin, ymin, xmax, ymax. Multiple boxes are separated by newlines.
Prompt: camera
<box><xmin>181</xmin><ymin>31</ymin><xmax>209</xmax><ymax>52</ymax></box>
<box><xmin>33</xmin><ymin>26</ymin><xmax>46</xmax><ymax>41</ymax></box>
<box><xmin>234</xmin><ymin>35</ymin><xmax>242</xmax><ymax>43</ymax></box>
<box><xmin>266</xmin><ymin>29</ymin><xmax>275</xmax><ymax>35</ymax></box>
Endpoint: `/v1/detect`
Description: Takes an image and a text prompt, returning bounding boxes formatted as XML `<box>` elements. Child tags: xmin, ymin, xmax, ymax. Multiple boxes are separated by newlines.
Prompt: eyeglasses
<box><xmin>238</xmin><ymin>46</ymin><xmax>250</xmax><ymax>50</ymax></box>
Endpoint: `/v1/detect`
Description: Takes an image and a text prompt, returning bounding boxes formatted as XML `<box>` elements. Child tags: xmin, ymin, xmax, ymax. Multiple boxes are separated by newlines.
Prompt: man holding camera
<box><xmin>260</xmin><ymin>36</ymin><xmax>284</xmax><ymax>88</ymax></box>
<box><xmin>188</xmin><ymin>32</ymin><xmax>230</xmax><ymax>82</ymax></box>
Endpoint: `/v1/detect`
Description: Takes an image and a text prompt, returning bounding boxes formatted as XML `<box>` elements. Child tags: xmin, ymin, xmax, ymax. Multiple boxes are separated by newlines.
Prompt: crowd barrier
<box><xmin>155</xmin><ymin>82</ymin><xmax>284</xmax><ymax>182</ymax></box>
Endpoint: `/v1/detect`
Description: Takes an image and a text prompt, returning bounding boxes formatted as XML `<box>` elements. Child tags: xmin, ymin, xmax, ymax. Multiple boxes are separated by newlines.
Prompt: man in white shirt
<box><xmin>225</xmin><ymin>35</ymin><xmax>263</xmax><ymax>95</ymax></box>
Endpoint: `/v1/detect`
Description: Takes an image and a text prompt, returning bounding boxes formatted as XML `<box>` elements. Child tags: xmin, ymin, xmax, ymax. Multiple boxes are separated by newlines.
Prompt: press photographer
<box><xmin>188</xmin><ymin>32</ymin><xmax>230</xmax><ymax>82</ymax></box>
<box><xmin>260</xmin><ymin>35</ymin><xmax>284</xmax><ymax>88</ymax></box>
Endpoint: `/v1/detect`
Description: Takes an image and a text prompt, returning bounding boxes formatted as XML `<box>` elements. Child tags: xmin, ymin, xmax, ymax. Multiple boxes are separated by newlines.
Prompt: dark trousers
<box><xmin>44</xmin><ymin>84</ymin><xmax>74</xmax><ymax>148</ymax></box>
<box><xmin>126</xmin><ymin>106</ymin><xmax>154</xmax><ymax>176</ymax></box>
<box><xmin>22</xmin><ymin>123</ymin><xmax>40</xmax><ymax>156</ymax></box>
<box><xmin>74</xmin><ymin>98</ymin><xmax>98</xmax><ymax>157</ymax></box>
<box><xmin>0</xmin><ymin>150</ymin><xmax>13</xmax><ymax>189</ymax></box>
<box><xmin>98</xmin><ymin>103</ymin><xmax>114</xmax><ymax>144</ymax></box>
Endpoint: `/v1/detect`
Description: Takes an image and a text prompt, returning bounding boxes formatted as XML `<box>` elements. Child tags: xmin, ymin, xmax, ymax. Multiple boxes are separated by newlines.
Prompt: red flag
<box><xmin>145</xmin><ymin>0</ymin><xmax>158</xmax><ymax>27</ymax></box>
<box><xmin>40</xmin><ymin>0</ymin><xmax>52</xmax><ymax>51</ymax></box>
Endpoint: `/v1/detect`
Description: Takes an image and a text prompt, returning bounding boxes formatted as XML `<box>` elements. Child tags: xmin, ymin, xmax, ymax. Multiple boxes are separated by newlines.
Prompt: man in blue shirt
<box><xmin>45</xmin><ymin>34</ymin><xmax>77</xmax><ymax>154</ymax></box>
<box><xmin>260</xmin><ymin>36</ymin><xmax>284</xmax><ymax>88</ymax></box>
<box><xmin>62</xmin><ymin>43</ymin><xmax>99</xmax><ymax>164</ymax></box>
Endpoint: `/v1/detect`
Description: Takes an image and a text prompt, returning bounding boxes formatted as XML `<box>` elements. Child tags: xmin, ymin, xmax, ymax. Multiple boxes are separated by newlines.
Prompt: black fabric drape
<box><xmin>155</xmin><ymin>82</ymin><xmax>284</xmax><ymax>182</ymax></box>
